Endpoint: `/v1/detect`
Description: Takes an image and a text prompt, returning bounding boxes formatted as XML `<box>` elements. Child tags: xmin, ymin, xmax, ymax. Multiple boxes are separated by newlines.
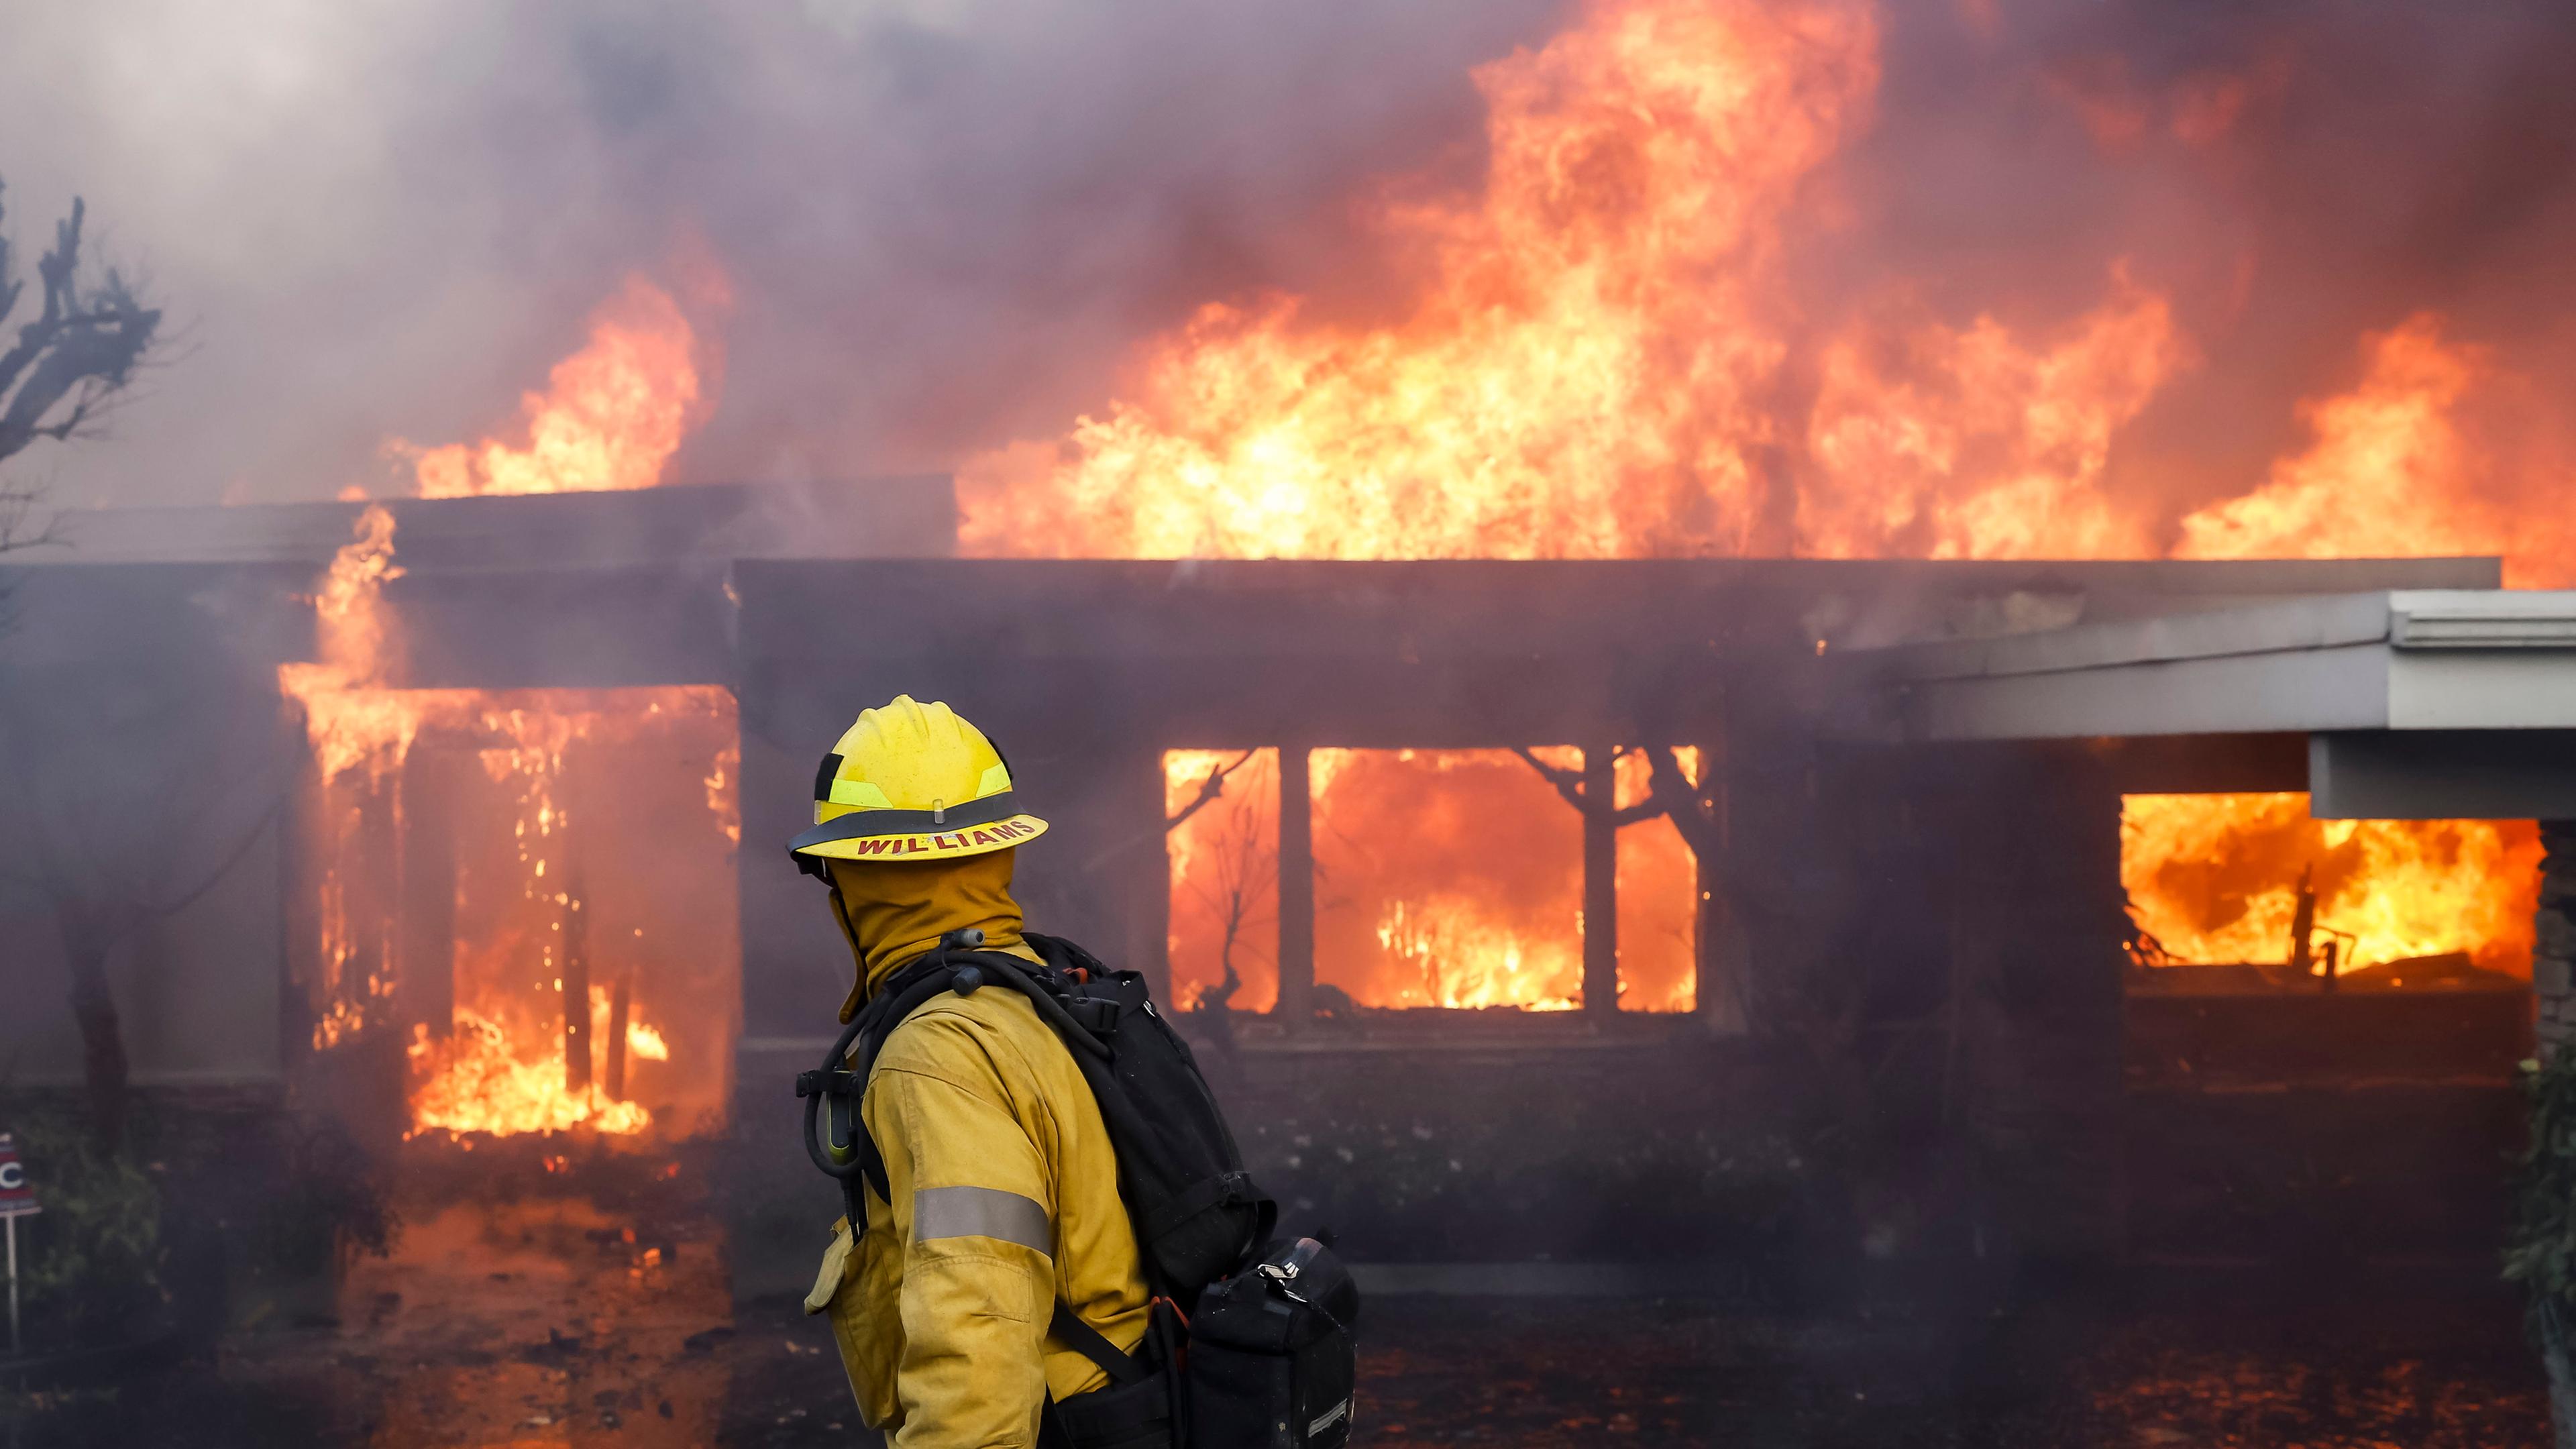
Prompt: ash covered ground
<box><xmin>0</xmin><ymin>1146</ymin><xmax>2545</xmax><ymax>1448</ymax></box>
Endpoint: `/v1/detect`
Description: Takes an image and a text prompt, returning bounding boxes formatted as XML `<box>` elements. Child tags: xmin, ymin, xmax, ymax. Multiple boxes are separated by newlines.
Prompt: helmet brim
<box><xmin>789</xmin><ymin>812</ymin><xmax>1049</xmax><ymax>865</ymax></box>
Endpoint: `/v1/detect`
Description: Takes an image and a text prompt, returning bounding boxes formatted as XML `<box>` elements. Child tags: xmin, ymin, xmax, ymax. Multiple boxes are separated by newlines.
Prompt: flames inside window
<box><xmin>1314</xmin><ymin>747</ymin><xmax>1587</xmax><ymax>1010</ymax></box>
<box><xmin>292</xmin><ymin>684</ymin><xmax>740</xmax><ymax>1138</ymax></box>
<box><xmin>1167</xmin><ymin>749</ymin><xmax>1282</xmax><ymax>1012</ymax></box>
<box><xmin>1165</xmin><ymin>747</ymin><xmax>1698</xmax><ymax>1012</ymax></box>
<box><xmin>2120</xmin><ymin>792</ymin><xmax>2540</xmax><ymax>978</ymax></box>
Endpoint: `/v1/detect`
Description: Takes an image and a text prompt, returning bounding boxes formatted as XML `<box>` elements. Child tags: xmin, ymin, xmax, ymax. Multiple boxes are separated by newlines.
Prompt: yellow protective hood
<box><xmin>826</xmin><ymin>849</ymin><xmax>1036</xmax><ymax>1022</ymax></box>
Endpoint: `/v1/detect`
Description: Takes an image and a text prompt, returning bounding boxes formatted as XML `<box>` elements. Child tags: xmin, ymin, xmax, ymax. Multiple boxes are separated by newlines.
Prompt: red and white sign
<box><xmin>0</xmin><ymin>1134</ymin><xmax>38</xmax><ymax>1218</ymax></box>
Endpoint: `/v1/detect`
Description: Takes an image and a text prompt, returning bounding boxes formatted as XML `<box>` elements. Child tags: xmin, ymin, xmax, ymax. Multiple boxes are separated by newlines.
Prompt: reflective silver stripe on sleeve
<box><xmin>912</xmin><ymin>1185</ymin><xmax>1052</xmax><ymax>1254</ymax></box>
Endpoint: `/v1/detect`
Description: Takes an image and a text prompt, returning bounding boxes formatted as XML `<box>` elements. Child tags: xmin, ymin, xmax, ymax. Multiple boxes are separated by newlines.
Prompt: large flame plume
<box><xmin>393</xmin><ymin>273</ymin><xmax>720</xmax><ymax>499</ymax></box>
<box><xmin>2176</xmin><ymin>316</ymin><xmax>2575</xmax><ymax>586</ymax></box>
<box><xmin>1800</xmin><ymin>277</ymin><xmax>2193</xmax><ymax>561</ymax></box>
<box><xmin>975</xmin><ymin>0</ymin><xmax>2557</xmax><ymax>1006</ymax></box>
<box><xmin>961</xmin><ymin>0</ymin><xmax>2564</xmax><ymax>582</ymax></box>
<box><xmin>963</xmin><ymin>0</ymin><xmax>1883</xmax><ymax>559</ymax></box>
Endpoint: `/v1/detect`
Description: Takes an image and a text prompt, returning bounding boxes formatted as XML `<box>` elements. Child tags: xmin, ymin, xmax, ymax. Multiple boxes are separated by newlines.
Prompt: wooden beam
<box><xmin>398</xmin><ymin>745</ymin><xmax>458</xmax><ymax>1038</ymax></box>
<box><xmin>1583</xmin><ymin>745</ymin><xmax>1618</xmax><ymax>1016</ymax></box>
<box><xmin>1275</xmin><ymin>746</ymin><xmax>1314</xmax><ymax>1022</ymax></box>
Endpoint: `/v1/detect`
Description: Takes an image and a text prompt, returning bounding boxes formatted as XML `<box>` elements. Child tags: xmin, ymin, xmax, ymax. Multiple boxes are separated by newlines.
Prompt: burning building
<box><xmin>7</xmin><ymin>0</ymin><xmax>2576</xmax><ymax>1319</ymax></box>
<box><xmin>9</xmin><ymin>479</ymin><xmax>2566</xmax><ymax>1295</ymax></box>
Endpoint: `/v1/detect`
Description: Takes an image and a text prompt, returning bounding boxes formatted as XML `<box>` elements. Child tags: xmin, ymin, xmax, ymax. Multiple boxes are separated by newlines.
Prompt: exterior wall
<box><xmin>2541</xmin><ymin>821</ymin><xmax>2576</xmax><ymax>1053</ymax></box>
<box><xmin>721</xmin><ymin>563</ymin><xmax>2236</xmax><ymax>1294</ymax></box>
<box><xmin>1903</xmin><ymin>744</ymin><xmax>2131</xmax><ymax>1265</ymax></box>
<box><xmin>0</xmin><ymin>564</ymin><xmax>306</xmax><ymax>1090</ymax></box>
<box><xmin>1195</xmin><ymin>1029</ymin><xmax>1793</xmax><ymax>1267</ymax></box>
<box><xmin>0</xmin><ymin>827</ymin><xmax>286</xmax><ymax>1089</ymax></box>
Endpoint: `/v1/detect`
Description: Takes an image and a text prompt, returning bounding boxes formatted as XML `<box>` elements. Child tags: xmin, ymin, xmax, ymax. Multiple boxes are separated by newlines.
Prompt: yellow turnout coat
<box><xmin>804</xmin><ymin>851</ymin><xmax>1152</xmax><ymax>1447</ymax></box>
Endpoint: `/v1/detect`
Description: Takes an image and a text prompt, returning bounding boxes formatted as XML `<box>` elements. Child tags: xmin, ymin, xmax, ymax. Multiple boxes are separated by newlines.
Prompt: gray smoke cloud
<box><xmin>4</xmin><ymin>0</ymin><xmax>2573</xmax><ymax>523</ymax></box>
<box><xmin>0</xmin><ymin>0</ymin><xmax>1564</xmax><ymax>508</ymax></box>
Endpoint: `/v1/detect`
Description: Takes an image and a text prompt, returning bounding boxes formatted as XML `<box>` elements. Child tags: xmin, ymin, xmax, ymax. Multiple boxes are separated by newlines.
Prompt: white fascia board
<box><xmin>1890</xmin><ymin>592</ymin><xmax>2396</xmax><ymax>681</ymax></box>
<box><xmin>2388</xmin><ymin>590</ymin><xmax>2576</xmax><ymax>648</ymax></box>
<box><xmin>2389</xmin><ymin>650</ymin><xmax>2576</xmax><ymax>729</ymax></box>
<box><xmin>1907</xmin><ymin>643</ymin><xmax>2393</xmax><ymax>740</ymax></box>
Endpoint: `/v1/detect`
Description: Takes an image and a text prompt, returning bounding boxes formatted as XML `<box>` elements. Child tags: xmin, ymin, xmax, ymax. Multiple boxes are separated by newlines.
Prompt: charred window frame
<box><xmin>1163</xmin><ymin>745</ymin><xmax>1726</xmax><ymax>1024</ymax></box>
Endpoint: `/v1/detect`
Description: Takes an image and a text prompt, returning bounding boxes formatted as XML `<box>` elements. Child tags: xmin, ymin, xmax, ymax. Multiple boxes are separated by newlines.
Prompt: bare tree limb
<box><xmin>1165</xmin><ymin>749</ymin><xmax>1255</xmax><ymax>832</ymax></box>
<box><xmin>1644</xmin><ymin>743</ymin><xmax>1721</xmax><ymax>857</ymax></box>
<box><xmin>0</xmin><ymin>186</ymin><xmax>162</xmax><ymax>470</ymax></box>
<box><xmin>140</xmin><ymin>798</ymin><xmax>286</xmax><ymax>922</ymax></box>
<box><xmin>1508</xmin><ymin>744</ymin><xmax>1587</xmax><ymax>810</ymax></box>
<box><xmin>1509</xmin><ymin>744</ymin><xmax>1662</xmax><ymax>827</ymax></box>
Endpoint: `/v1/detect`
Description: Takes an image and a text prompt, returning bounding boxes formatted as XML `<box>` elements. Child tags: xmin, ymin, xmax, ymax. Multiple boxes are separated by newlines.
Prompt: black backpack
<box><xmin>798</xmin><ymin>929</ymin><xmax>1360</xmax><ymax>1449</ymax></box>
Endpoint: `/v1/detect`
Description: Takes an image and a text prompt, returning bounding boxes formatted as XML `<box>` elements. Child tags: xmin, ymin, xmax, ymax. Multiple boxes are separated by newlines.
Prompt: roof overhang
<box><xmin>1845</xmin><ymin>590</ymin><xmax>2576</xmax><ymax>818</ymax></box>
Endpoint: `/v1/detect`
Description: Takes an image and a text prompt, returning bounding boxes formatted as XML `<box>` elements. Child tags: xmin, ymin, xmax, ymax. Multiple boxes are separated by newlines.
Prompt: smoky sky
<box><xmin>5</xmin><ymin>0</ymin><xmax>2575</xmax><ymax>519</ymax></box>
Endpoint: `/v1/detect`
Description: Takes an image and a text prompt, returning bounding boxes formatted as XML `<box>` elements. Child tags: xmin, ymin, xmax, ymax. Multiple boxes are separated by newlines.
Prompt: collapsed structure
<box><xmin>4</xmin><ymin>476</ymin><xmax>2569</xmax><ymax>1289</ymax></box>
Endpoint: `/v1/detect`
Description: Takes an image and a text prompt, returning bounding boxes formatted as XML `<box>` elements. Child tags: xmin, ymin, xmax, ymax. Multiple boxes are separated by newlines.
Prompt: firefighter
<box><xmin>790</xmin><ymin>695</ymin><xmax>1152</xmax><ymax>1446</ymax></box>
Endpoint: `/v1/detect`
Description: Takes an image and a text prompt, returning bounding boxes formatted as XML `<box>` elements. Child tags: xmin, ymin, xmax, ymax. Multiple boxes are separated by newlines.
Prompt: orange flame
<box><xmin>1165</xmin><ymin>749</ymin><xmax>1281</xmax><ymax>1012</ymax></box>
<box><xmin>991</xmin><ymin>0</ymin><xmax>2546</xmax><ymax>1006</ymax></box>
<box><xmin>1801</xmin><ymin>276</ymin><xmax>2192</xmax><ymax>559</ymax></box>
<box><xmin>277</xmin><ymin>504</ymin><xmax>412</xmax><ymax>778</ymax></box>
<box><xmin>1316</xmin><ymin>749</ymin><xmax>1589</xmax><ymax>1010</ymax></box>
<box><xmin>961</xmin><ymin>0</ymin><xmax>2552</xmax><ymax>584</ymax></box>
<box><xmin>2176</xmin><ymin>314</ymin><xmax>2573</xmax><ymax>586</ymax></box>
<box><xmin>279</xmin><ymin>504</ymin><xmax>737</xmax><ymax>1133</ymax></box>
<box><xmin>2122</xmin><ymin>793</ymin><xmax>2540</xmax><ymax>975</ymax></box>
<box><xmin>963</xmin><ymin>0</ymin><xmax>1881</xmax><ymax>559</ymax></box>
<box><xmin>396</xmin><ymin>273</ymin><xmax>716</xmax><ymax>499</ymax></box>
<box><xmin>626</xmin><ymin>1018</ymin><xmax>671</xmax><ymax>1063</ymax></box>
<box><xmin>409</xmin><ymin>1012</ymin><xmax>653</xmax><ymax>1139</ymax></box>
<box><xmin>1165</xmin><ymin>747</ymin><xmax>1701</xmax><ymax>1013</ymax></box>
<box><xmin>278</xmin><ymin>506</ymin><xmax>410</xmax><ymax>1032</ymax></box>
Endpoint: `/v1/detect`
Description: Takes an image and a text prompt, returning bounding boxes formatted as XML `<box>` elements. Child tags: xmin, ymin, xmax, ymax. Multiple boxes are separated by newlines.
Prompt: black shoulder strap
<box><xmin>827</xmin><ymin>945</ymin><xmax>1107</xmax><ymax>1216</ymax></box>
<box><xmin>1048</xmin><ymin>1300</ymin><xmax>1148</xmax><ymax>1387</ymax></box>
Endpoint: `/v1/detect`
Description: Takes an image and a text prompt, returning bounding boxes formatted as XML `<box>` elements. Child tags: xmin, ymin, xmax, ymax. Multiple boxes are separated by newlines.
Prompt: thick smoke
<box><xmin>3</xmin><ymin>0</ymin><xmax>2573</xmax><ymax>541</ymax></box>
<box><xmin>1841</xmin><ymin>0</ymin><xmax>2576</xmax><ymax>531</ymax></box>
<box><xmin>0</xmin><ymin>0</ymin><xmax>1563</xmax><ymax>506</ymax></box>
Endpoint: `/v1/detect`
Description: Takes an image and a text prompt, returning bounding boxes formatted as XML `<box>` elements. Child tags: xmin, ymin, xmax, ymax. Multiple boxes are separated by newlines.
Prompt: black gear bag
<box><xmin>797</xmin><ymin>929</ymin><xmax>1361</xmax><ymax>1448</ymax></box>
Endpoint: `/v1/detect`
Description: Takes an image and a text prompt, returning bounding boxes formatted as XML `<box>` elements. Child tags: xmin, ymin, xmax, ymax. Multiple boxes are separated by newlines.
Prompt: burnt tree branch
<box><xmin>1165</xmin><ymin>749</ymin><xmax>1256</xmax><ymax>832</ymax></box>
<box><xmin>1643</xmin><ymin>743</ymin><xmax>1722</xmax><ymax>858</ymax></box>
<box><xmin>0</xmin><ymin>186</ymin><xmax>162</xmax><ymax>471</ymax></box>
<box><xmin>1509</xmin><ymin>744</ymin><xmax>1662</xmax><ymax>827</ymax></box>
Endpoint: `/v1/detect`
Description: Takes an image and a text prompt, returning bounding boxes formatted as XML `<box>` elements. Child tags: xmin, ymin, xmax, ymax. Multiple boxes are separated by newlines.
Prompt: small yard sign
<box><xmin>0</xmin><ymin>1132</ymin><xmax>32</xmax><ymax>1355</ymax></box>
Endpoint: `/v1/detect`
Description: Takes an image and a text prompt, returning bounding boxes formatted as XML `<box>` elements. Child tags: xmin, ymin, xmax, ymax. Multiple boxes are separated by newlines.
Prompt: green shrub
<box><xmin>241</xmin><ymin>1114</ymin><xmax>396</xmax><ymax>1279</ymax></box>
<box><xmin>3</xmin><ymin>1105</ymin><xmax>167</xmax><ymax>1348</ymax></box>
<box><xmin>2506</xmin><ymin>1051</ymin><xmax>2576</xmax><ymax>1345</ymax></box>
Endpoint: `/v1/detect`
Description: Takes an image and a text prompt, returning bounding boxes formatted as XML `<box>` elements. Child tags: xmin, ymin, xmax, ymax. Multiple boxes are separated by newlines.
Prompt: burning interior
<box><xmin>7</xmin><ymin>492</ymin><xmax>2564</xmax><ymax>1297</ymax></box>
<box><xmin>11</xmin><ymin>0</ymin><xmax>2576</xmax><ymax>1435</ymax></box>
<box><xmin>270</xmin><ymin>502</ymin><xmax>743</xmax><ymax>1143</ymax></box>
<box><xmin>1165</xmin><ymin>746</ymin><xmax>1701</xmax><ymax>1014</ymax></box>
<box><xmin>286</xmin><ymin>680</ymin><xmax>739</xmax><ymax>1142</ymax></box>
<box><xmin>2123</xmin><ymin>792</ymin><xmax>2542</xmax><ymax>984</ymax></box>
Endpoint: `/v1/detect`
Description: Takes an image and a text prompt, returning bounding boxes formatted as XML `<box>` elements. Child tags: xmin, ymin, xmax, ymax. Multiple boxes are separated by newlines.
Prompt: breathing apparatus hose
<box><xmin>800</xmin><ymin>1011</ymin><xmax>874</xmax><ymax>1182</ymax></box>
<box><xmin>799</xmin><ymin>928</ymin><xmax>988</xmax><ymax>1187</ymax></box>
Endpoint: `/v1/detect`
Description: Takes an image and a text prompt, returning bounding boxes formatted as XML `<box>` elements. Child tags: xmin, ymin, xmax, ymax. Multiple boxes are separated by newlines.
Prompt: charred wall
<box><xmin>5</xmin><ymin>531</ymin><xmax>2512</xmax><ymax>1293</ymax></box>
<box><xmin>726</xmin><ymin>555</ymin><xmax>2449</xmax><ymax>1289</ymax></box>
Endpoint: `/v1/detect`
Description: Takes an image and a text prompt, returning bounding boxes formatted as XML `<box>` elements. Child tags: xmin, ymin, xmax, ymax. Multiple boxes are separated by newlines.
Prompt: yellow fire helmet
<box><xmin>786</xmin><ymin>694</ymin><xmax>1047</xmax><ymax>874</ymax></box>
